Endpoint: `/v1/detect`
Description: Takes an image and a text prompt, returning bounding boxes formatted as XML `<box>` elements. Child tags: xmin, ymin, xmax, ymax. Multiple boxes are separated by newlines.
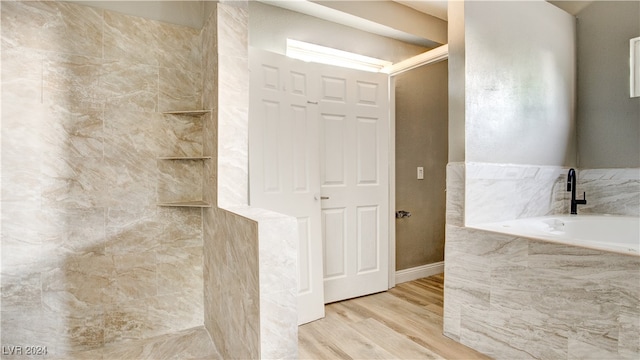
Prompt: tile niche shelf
<box><xmin>162</xmin><ymin>110</ymin><xmax>211</xmax><ymax>116</ymax></box>
<box><xmin>158</xmin><ymin>156</ymin><xmax>212</xmax><ymax>160</ymax></box>
<box><xmin>157</xmin><ymin>200</ymin><xmax>212</xmax><ymax>208</ymax></box>
<box><xmin>157</xmin><ymin>109</ymin><xmax>212</xmax><ymax>208</ymax></box>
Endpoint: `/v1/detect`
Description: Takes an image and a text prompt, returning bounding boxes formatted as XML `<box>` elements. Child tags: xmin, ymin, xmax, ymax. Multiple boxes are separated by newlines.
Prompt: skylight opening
<box><xmin>286</xmin><ymin>39</ymin><xmax>392</xmax><ymax>73</ymax></box>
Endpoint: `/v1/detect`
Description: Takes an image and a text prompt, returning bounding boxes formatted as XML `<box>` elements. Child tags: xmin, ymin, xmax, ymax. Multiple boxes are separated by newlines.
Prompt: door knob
<box><xmin>314</xmin><ymin>194</ymin><xmax>330</xmax><ymax>200</ymax></box>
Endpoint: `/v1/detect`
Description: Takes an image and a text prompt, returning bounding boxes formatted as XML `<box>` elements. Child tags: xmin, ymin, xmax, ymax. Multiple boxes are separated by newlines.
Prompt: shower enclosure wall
<box><xmin>1</xmin><ymin>1</ymin><xmax>298</xmax><ymax>358</ymax></box>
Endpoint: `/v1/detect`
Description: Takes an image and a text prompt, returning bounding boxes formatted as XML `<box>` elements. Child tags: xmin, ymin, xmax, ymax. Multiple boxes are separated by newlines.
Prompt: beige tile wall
<box><xmin>1</xmin><ymin>1</ymin><xmax>204</xmax><ymax>356</ymax></box>
<box><xmin>202</xmin><ymin>4</ymin><xmax>262</xmax><ymax>358</ymax></box>
<box><xmin>201</xmin><ymin>3</ymin><xmax>298</xmax><ymax>358</ymax></box>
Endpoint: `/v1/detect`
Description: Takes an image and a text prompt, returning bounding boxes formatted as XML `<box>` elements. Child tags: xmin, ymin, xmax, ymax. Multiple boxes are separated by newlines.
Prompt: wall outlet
<box><xmin>417</xmin><ymin>167</ymin><xmax>424</xmax><ymax>180</ymax></box>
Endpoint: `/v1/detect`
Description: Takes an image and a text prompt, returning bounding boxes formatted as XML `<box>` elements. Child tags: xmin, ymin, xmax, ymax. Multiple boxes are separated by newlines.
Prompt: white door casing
<box><xmin>249</xmin><ymin>48</ymin><xmax>390</xmax><ymax>321</ymax></box>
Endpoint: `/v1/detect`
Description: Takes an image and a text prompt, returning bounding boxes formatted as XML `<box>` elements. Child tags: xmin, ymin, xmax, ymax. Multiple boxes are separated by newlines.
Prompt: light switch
<box><xmin>417</xmin><ymin>167</ymin><xmax>424</xmax><ymax>180</ymax></box>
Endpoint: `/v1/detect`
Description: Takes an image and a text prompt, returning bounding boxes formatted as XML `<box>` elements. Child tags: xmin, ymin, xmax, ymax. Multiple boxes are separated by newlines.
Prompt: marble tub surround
<box><xmin>465</xmin><ymin>162</ymin><xmax>568</xmax><ymax>225</ymax></box>
<box><xmin>1</xmin><ymin>1</ymin><xmax>206</xmax><ymax>356</ymax></box>
<box><xmin>443</xmin><ymin>225</ymin><xmax>640</xmax><ymax>359</ymax></box>
<box><xmin>444</xmin><ymin>162</ymin><xmax>640</xmax><ymax>359</ymax></box>
<box><xmin>578</xmin><ymin>168</ymin><xmax>640</xmax><ymax>217</ymax></box>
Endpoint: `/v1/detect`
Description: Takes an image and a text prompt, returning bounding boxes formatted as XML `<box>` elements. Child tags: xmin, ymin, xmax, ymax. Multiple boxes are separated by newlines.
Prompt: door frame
<box><xmin>247</xmin><ymin>44</ymin><xmax>449</xmax><ymax>297</ymax></box>
<box><xmin>387</xmin><ymin>44</ymin><xmax>449</xmax><ymax>288</ymax></box>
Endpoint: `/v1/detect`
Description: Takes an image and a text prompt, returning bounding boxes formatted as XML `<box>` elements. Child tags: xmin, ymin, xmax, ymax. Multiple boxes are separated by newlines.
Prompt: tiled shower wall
<box><xmin>1</xmin><ymin>1</ymin><xmax>204</xmax><ymax>355</ymax></box>
<box><xmin>201</xmin><ymin>3</ymin><xmax>299</xmax><ymax>358</ymax></box>
<box><xmin>201</xmin><ymin>6</ymin><xmax>262</xmax><ymax>358</ymax></box>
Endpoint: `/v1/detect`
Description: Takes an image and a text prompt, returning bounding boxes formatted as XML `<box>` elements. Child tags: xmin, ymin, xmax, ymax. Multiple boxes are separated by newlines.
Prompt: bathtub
<box><xmin>470</xmin><ymin>215</ymin><xmax>640</xmax><ymax>256</ymax></box>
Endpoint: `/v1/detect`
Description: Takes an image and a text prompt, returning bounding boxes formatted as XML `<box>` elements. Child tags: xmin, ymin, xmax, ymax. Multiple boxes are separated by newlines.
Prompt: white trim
<box><xmin>286</xmin><ymin>39</ymin><xmax>392</xmax><ymax>73</ymax></box>
<box><xmin>388</xmin><ymin>77</ymin><xmax>396</xmax><ymax>289</ymax></box>
<box><xmin>385</xmin><ymin>44</ymin><xmax>448</xmax><ymax>76</ymax></box>
<box><xmin>387</xmin><ymin>45</ymin><xmax>448</xmax><ymax>288</ymax></box>
<box><xmin>395</xmin><ymin>262</ymin><xmax>445</xmax><ymax>284</ymax></box>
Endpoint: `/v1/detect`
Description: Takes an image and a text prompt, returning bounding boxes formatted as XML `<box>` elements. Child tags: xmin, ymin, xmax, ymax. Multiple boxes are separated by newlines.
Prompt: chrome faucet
<box><xmin>567</xmin><ymin>168</ymin><xmax>586</xmax><ymax>214</ymax></box>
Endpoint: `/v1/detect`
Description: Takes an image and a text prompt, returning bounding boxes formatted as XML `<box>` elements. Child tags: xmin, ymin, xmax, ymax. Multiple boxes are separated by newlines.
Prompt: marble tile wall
<box><xmin>203</xmin><ymin>207</ymin><xmax>260</xmax><ymax>359</ymax></box>
<box><xmin>578</xmin><ymin>168</ymin><xmax>640</xmax><ymax>217</ymax></box>
<box><xmin>444</xmin><ymin>224</ymin><xmax>640</xmax><ymax>359</ymax></box>
<box><xmin>201</xmin><ymin>3</ymin><xmax>299</xmax><ymax>359</ymax></box>
<box><xmin>50</xmin><ymin>326</ymin><xmax>221</xmax><ymax>360</ymax></box>
<box><xmin>445</xmin><ymin>163</ymin><xmax>465</xmax><ymax>227</ymax></box>
<box><xmin>203</xmin><ymin>206</ymin><xmax>298</xmax><ymax>359</ymax></box>
<box><xmin>464</xmin><ymin>163</ymin><xmax>640</xmax><ymax>224</ymax></box>
<box><xmin>216</xmin><ymin>2</ymin><xmax>250</xmax><ymax>208</ymax></box>
<box><xmin>256</xmin><ymin>209</ymin><xmax>299</xmax><ymax>359</ymax></box>
<box><xmin>1</xmin><ymin>1</ymin><xmax>205</xmax><ymax>356</ymax></box>
<box><xmin>445</xmin><ymin>162</ymin><xmax>640</xmax><ymax>359</ymax></box>
<box><xmin>465</xmin><ymin>162</ymin><xmax>568</xmax><ymax>225</ymax></box>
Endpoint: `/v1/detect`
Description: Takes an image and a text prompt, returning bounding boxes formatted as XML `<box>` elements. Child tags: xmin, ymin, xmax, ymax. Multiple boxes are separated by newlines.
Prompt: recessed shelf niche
<box><xmin>157</xmin><ymin>110</ymin><xmax>212</xmax><ymax>208</ymax></box>
<box><xmin>158</xmin><ymin>156</ymin><xmax>212</xmax><ymax>160</ymax></box>
<box><xmin>157</xmin><ymin>200</ymin><xmax>212</xmax><ymax>208</ymax></box>
<box><xmin>162</xmin><ymin>110</ymin><xmax>211</xmax><ymax>116</ymax></box>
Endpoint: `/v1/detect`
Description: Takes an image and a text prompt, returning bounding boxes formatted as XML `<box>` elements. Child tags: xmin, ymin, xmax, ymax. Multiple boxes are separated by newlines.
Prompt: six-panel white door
<box><xmin>249</xmin><ymin>49</ymin><xmax>325</xmax><ymax>325</ymax></box>
<box><xmin>316</xmin><ymin>64</ymin><xmax>390</xmax><ymax>304</ymax></box>
<box><xmin>249</xmin><ymin>48</ymin><xmax>389</xmax><ymax>320</ymax></box>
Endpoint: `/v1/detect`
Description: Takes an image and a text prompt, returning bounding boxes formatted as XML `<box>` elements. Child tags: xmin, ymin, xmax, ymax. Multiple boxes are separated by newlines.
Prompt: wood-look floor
<box><xmin>298</xmin><ymin>273</ymin><xmax>491</xmax><ymax>360</ymax></box>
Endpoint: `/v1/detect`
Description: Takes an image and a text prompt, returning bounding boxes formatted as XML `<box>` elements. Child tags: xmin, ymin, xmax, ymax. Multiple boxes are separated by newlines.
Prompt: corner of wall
<box><xmin>201</xmin><ymin>2</ymin><xmax>299</xmax><ymax>359</ymax></box>
<box><xmin>447</xmin><ymin>1</ymin><xmax>465</xmax><ymax>164</ymax></box>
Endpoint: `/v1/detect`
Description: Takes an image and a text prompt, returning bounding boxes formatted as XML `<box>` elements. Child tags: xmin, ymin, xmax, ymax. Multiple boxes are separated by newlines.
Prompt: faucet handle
<box><xmin>577</xmin><ymin>192</ymin><xmax>587</xmax><ymax>205</ymax></box>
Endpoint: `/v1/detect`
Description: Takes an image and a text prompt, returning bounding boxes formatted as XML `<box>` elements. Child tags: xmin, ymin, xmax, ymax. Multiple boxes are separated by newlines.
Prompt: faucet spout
<box><xmin>567</xmin><ymin>168</ymin><xmax>575</xmax><ymax>191</ymax></box>
<box><xmin>567</xmin><ymin>168</ymin><xmax>587</xmax><ymax>214</ymax></box>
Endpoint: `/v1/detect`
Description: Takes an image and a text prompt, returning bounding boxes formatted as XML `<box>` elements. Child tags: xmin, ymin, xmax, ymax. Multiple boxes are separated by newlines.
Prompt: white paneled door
<box><xmin>316</xmin><ymin>64</ymin><xmax>389</xmax><ymax>304</ymax></box>
<box><xmin>249</xmin><ymin>49</ymin><xmax>324</xmax><ymax>325</ymax></box>
<box><xmin>249</xmin><ymin>48</ymin><xmax>389</xmax><ymax>324</ymax></box>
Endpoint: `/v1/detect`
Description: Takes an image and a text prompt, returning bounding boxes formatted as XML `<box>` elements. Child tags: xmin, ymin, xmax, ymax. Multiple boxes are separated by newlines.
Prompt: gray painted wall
<box><xmin>395</xmin><ymin>60</ymin><xmax>448</xmax><ymax>270</ymax></box>
<box><xmin>576</xmin><ymin>1</ymin><xmax>640</xmax><ymax>168</ymax></box>
<box><xmin>454</xmin><ymin>1</ymin><xmax>577</xmax><ymax>166</ymax></box>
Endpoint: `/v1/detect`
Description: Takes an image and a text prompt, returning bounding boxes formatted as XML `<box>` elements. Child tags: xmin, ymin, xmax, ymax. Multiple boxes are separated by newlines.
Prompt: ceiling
<box><xmin>259</xmin><ymin>0</ymin><xmax>448</xmax><ymax>48</ymax></box>
<box><xmin>392</xmin><ymin>0</ymin><xmax>594</xmax><ymax>19</ymax></box>
<box><xmin>548</xmin><ymin>1</ymin><xmax>594</xmax><ymax>15</ymax></box>
<box><xmin>392</xmin><ymin>0</ymin><xmax>448</xmax><ymax>20</ymax></box>
<box><xmin>260</xmin><ymin>1</ymin><xmax>594</xmax><ymax>48</ymax></box>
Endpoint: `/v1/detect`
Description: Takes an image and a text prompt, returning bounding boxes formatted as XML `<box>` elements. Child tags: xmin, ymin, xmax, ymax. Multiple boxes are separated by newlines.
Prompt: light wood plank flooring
<box><xmin>299</xmin><ymin>273</ymin><xmax>491</xmax><ymax>360</ymax></box>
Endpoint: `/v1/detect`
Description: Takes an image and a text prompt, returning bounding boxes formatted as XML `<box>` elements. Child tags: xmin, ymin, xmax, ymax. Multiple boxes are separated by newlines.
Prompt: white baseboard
<box><xmin>395</xmin><ymin>261</ymin><xmax>444</xmax><ymax>284</ymax></box>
